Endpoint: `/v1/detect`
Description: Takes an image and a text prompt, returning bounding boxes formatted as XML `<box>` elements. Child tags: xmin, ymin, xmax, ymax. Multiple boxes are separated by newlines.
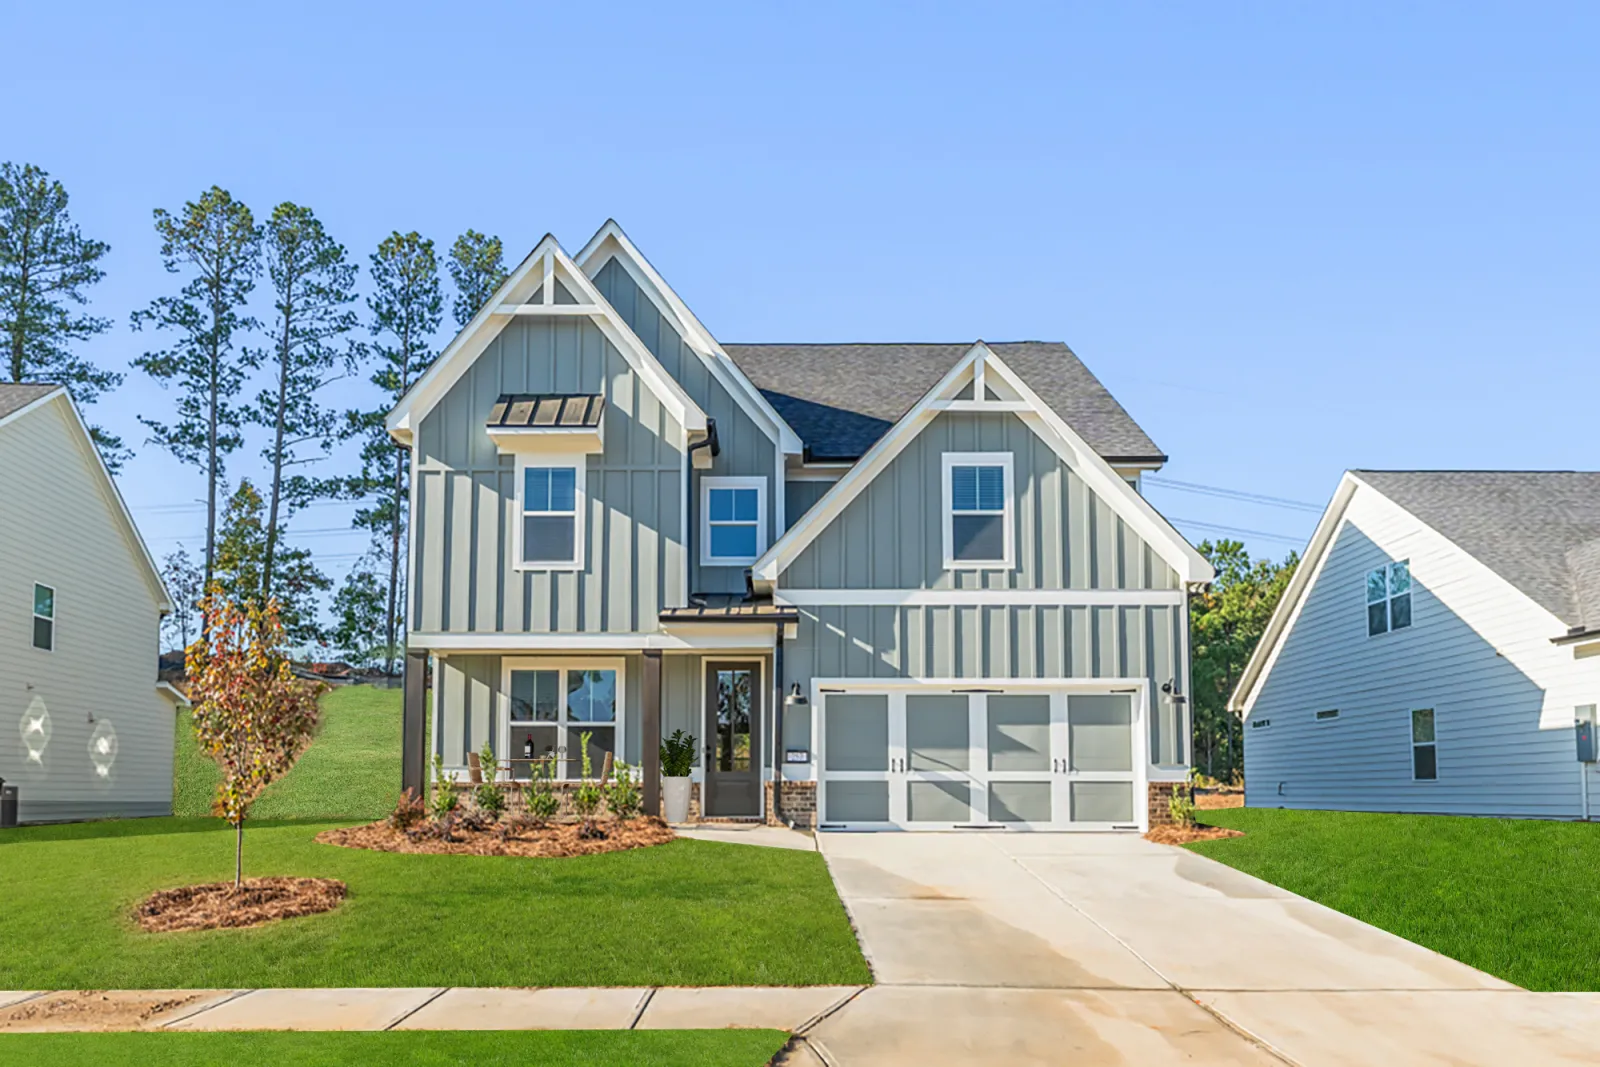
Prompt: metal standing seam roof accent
<box><xmin>0</xmin><ymin>382</ymin><xmax>62</xmax><ymax>420</ymax></box>
<box><xmin>719</xmin><ymin>341</ymin><xmax>1165</xmax><ymax>463</ymax></box>
<box><xmin>1353</xmin><ymin>470</ymin><xmax>1600</xmax><ymax>631</ymax></box>
<box><xmin>487</xmin><ymin>393</ymin><xmax>605</xmax><ymax>429</ymax></box>
<box><xmin>659</xmin><ymin>597</ymin><xmax>799</xmax><ymax>623</ymax></box>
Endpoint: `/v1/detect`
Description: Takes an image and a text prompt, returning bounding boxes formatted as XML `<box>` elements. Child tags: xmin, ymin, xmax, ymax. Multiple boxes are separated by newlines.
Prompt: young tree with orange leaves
<box><xmin>187</xmin><ymin>593</ymin><xmax>321</xmax><ymax>889</ymax></box>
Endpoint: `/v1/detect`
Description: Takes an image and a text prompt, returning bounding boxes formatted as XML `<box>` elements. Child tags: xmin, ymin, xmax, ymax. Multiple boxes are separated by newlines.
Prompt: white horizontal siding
<box><xmin>0</xmin><ymin>401</ymin><xmax>172</xmax><ymax>821</ymax></box>
<box><xmin>1244</xmin><ymin>484</ymin><xmax>1600</xmax><ymax>819</ymax></box>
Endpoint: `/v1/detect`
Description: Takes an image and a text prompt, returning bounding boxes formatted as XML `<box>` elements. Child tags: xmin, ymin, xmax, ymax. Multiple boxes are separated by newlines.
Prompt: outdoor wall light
<box><xmin>784</xmin><ymin>683</ymin><xmax>808</xmax><ymax>706</ymax></box>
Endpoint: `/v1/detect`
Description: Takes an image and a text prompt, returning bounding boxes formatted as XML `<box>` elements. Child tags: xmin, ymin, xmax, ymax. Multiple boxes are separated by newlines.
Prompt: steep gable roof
<box><xmin>0</xmin><ymin>382</ymin><xmax>61</xmax><ymax>421</ymax></box>
<box><xmin>722</xmin><ymin>341</ymin><xmax>1165</xmax><ymax>463</ymax></box>
<box><xmin>1353</xmin><ymin>470</ymin><xmax>1600</xmax><ymax>631</ymax></box>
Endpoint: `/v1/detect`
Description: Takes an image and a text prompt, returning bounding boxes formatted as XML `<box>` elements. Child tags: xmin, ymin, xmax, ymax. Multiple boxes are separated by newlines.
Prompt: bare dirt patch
<box><xmin>1145</xmin><ymin>823</ymin><xmax>1245</xmax><ymax>846</ymax></box>
<box><xmin>317</xmin><ymin>816</ymin><xmax>676</xmax><ymax>858</ymax></box>
<box><xmin>135</xmin><ymin>877</ymin><xmax>347</xmax><ymax>933</ymax></box>
<box><xmin>1195</xmin><ymin>788</ymin><xmax>1245</xmax><ymax>810</ymax></box>
<box><xmin>0</xmin><ymin>990</ymin><xmax>227</xmax><ymax>1032</ymax></box>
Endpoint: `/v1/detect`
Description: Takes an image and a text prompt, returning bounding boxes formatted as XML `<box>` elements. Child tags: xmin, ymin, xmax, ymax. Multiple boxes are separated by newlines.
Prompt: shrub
<box><xmin>1168</xmin><ymin>787</ymin><xmax>1197</xmax><ymax>828</ymax></box>
<box><xmin>526</xmin><ymin>754</ymin><xmax>560</xmax><ymax>826</ymax></box>
<box><xmin>571</xmin><ymin>731</ymin><xmax>605</xmax><ymax>838</ymax></box>
<box><xmin>660</xmin><ymin>729</ymin><xmax>697</xmax><ymax>778</ymax></box>
<box><xmin>604</xmin><ymin>759</ymin><xmax>642</xmax><ymax>821</ymax></box>
<box><xmin>388</xmin><ymin>788</ymin><xmax>426</xmax><ymax>831</ymax></box>
<box><xmin>429</xmin><ymin>753</ymin><xmax>459</xmax><ymax>821</ymax></box>
<box><xmin>472</xmin><ymin>741</ymin><xmax>506</xmax><ymax>819</ymax></box>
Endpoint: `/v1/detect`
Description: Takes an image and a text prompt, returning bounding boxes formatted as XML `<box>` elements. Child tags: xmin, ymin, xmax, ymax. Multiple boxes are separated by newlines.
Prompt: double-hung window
<box><xmin>505</xmin><ymin>662</ymin><xmax>622</xmax><ymax>780</ymax></box>
<box><xmin>518</xmin><ymin>457</ymin><xmax>584</xmax><ymax>569</ymax></box>
<box><xmin>1411</xmin><ymin>708</ymin><xmax>1437</xmax><ymax>780</ymax></box>
<box><xmin>32</xmin><ymin>583</ymin><xmax>54</xmax><ymax>651</ymax></box>
<box><xmin>1366</xmin><ymin>560</ymin><xmax>1412</xmax><ymax>636</ymax></box>
<box><xmin>942</xmin><ymin>452</ymin><xmax>1014</xmax><ymax>568</ymax></box>
<box><xmin>701</xmin><ymin>477</ymin><xmax>767</xmax><ymax>566</ymax></box>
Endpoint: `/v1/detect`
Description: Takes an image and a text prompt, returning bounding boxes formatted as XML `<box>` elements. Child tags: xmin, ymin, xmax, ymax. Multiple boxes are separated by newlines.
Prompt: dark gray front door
<box><xmin>703</xmin><ymin>661</ymin><xmax>762</xmax><ymax>817</ymax></box>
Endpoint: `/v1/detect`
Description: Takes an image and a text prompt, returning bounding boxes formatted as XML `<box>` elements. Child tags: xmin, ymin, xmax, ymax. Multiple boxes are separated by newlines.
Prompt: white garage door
<box><xmin>817</xmin><ymin>685</ymin><xmax>1146</xmax><ymax>831</ymax></box>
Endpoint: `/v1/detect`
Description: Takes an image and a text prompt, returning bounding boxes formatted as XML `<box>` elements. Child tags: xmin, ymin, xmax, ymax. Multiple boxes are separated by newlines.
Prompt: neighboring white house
<box><xmin>0</xmin><ymin>384</ymin><xmax>179</xmax><ymax>823</ymax></box>
<box><xmin>1230</xmin><ymin>470</ymin><xmax>1600</xmax><ymax>819</ymax></box>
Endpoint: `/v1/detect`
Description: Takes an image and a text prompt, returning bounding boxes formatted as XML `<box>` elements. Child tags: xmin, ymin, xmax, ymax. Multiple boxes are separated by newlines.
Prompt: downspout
<box><xmin>773</xmin><ymin>627</ymin><xmax>785</xmax><ymax>827</ymax></box>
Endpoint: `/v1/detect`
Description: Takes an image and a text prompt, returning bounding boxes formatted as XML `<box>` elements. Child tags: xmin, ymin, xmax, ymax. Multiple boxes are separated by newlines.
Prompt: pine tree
<box><xmin>331</xmin><ymin>563</ymin><xmax>388</xmax><ymax>667</ymax></box>
<box><xmin>250</xmin><ymin>202</ymin><xmax>358</xmax><ymax>598</ymax></box>
<box><xmin>160</xmin><ymin>546</ymin><xmax>203</xmax><ymax>651</ymax></box>
<box><xmin>344</xmin><ymin>232</ymin><xmax>441</xmax><ymax>674</ymax></box>
<box><xmin>0</xmin><ymin>162</ymin><xmax>124</xmax><ymax>466</ymax></box>
<box><xmin>211</xmin><ymin>480</ymin><xmax>331</xmax><ymax>646</ymax></box>
<box><xmin>447</xmin><ymin>229</ymin><xmax>507</xmax><ymax>328</ymax></box>
<box><xmin>132</xmin><ymin>187</ymin><xmax>261</xmax><ymax>601</ymax></box>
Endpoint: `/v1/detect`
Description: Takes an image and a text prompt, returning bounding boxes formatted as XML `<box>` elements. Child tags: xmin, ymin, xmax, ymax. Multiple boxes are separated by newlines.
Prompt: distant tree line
<box><xmin>0</xmin><ymin>161</ymin><xmax>509</xmax><ymax>670</ymax></box>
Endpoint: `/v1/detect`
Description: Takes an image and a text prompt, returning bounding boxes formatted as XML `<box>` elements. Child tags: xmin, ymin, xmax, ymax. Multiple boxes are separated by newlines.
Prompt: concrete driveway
<box><xmin>800</xmin><ymin>832</ymin><xmax>1600</xmax><ymax>1066</ymax></box>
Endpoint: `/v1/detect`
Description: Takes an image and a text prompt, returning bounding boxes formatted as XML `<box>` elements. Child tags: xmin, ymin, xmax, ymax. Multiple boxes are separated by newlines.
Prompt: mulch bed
<box><xmin>1144</xmin><ymin>823</ymin><xmax>1245</xmax><ymax>846</ymax></box>
<box><xmin>134</xmin><ymin>877</ymin><xmax>347</xmax><ymax>933</ymax></box>
<box><xmin>1195</xmin><ymin>788</ymin><xmax>1245</xmax><ymax>810</ymax></box>
<box><xmin>316</xmin><ymin>816</ymin><xmax>676</xmax><ymax>858</ymax></box>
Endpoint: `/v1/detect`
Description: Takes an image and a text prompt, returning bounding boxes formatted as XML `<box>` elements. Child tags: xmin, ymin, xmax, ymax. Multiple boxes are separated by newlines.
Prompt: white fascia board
<box><xmin>157</xmin><ymin>681</ymin><xmax>191</xmax><ymax>707</ymax></box>
<box><xmin>575</xmin><ymin>221</ymin><xmax>804</xmax><ymax>455</ymax></box>
<box><xmin>386</xmin><ymin>236</ymin><xmax>706</xmax><ymax>445</ymax></box>
<box><xmin>409</xmin><ymin>630</ymin><xmax>775</xmax><ymax>652</ymax></box>
<box><xmin>778</xmin><ymin>589</ymin><xmax>1186</xmax><ymax>606</ymax></box>
<box><xmin>1226</xmin><ymin>473</ymin><xmax>1359</xmax><ymax>716</ymax></box>
<box><xmin>30</xmin><ymin>392</ymin><xmax>174</xmax><ymax>613</ymax></box>
<box><xmin>982</xmin><ymin>351</ymin><xmax>1215</xmax><ymax>587</ymax></box>
<box><xmin>752</xmin><ymin>342</ymin><xmax>984</xmax><ymax>581</ymax></box>
<box><xmin>0</xmin><ymin>386</ymin><xmax>66</xmax><ymax>430</ymax></box>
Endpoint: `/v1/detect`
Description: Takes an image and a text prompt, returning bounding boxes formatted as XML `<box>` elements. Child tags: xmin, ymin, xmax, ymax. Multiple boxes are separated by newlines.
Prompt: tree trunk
<box><xmin>234</xmin><ymin>819</ymin><xmax>244</xmax><ymax>890</ymax></box>
<box><xmin>8</xmin><ymin>238</ymin><xmax>27</xmax><ymax>379</ymax></box>
<box><xmin>263</xmin><ymin>302</ymin><xmax>293</xmax><ymax>598</ymax></box>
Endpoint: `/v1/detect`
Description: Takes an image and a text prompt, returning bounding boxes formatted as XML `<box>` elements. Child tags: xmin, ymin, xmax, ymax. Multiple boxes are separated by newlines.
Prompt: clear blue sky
<box><xmin>6</xmin><ymin>1</ymin><xmax>1596</xmax><ymax>596</ymax></box>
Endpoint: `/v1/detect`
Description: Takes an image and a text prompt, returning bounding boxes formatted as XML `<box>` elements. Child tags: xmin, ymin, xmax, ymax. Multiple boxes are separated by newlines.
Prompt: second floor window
<box><xmin>701</xmin><ymin>477</ymin><xmax>767</xmax><ymax>566</ymax></box>
<box><xmin>32</xmin><ymin>583</ymin><xmax>54</xmax><ymax>651</ymax></box>
<box><xmin>519</xmin><ymin>461</ymin><xmax>583</xmax><ymax>569</ymax></box>
<box><xmin>942</xmin><ymin>452</ymin><xmax>1014</xmax><ymax>568</ymax></box>
<box><xmin>1367</xmin><ymin>560</ymin><xmax>1412</xmax><ymax>636</ymax></box>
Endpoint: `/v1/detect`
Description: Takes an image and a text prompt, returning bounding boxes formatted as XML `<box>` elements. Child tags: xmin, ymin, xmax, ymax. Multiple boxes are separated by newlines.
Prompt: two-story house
<box><xmin>386</xmin><ymin>222</ymin><xmax>1213</xmax><ymax>831</ymax></box>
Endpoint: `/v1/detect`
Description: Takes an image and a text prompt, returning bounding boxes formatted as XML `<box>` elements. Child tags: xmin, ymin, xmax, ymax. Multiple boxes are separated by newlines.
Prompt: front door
<box><xmin>703</xmin><ymin>661</ymin><xmax>762</xmax><ymax>817</ymax></box>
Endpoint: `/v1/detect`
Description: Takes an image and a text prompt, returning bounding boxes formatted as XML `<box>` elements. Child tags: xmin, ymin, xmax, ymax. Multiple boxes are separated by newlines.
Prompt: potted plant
<box><xmin>659</xmin><ymin>729</ymin><xmax>696</xmax><ymax>824</ymax></box>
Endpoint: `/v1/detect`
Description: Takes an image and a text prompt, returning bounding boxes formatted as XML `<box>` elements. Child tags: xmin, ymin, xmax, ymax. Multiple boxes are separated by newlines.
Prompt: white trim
<box><xmin>752</xmin><ymin>343</ymin><xmax>1213</xmax><ymax>586</ymax></box>
<box><xmin>785</xmin><ymin>469</ymin><xmax>848</xmax><ymax>483</ymax></box>
<box><xmin>777</xmin><ymin>588</ymin><xmax>1186</xmax><ymax>607</ymax></box>
<box><xmin>931</xmin><ymin>400</ymin><xmax>1032</xmax><ymax>412</ymax></box>
<box><xmin>31</xmin><ymin>581</ymin><xmax>55</xmax><ymax>651</ymax></box>
<box><xmin>941</xmin><ymin>451</ymin><xmax>1015</xmax><ymax>571</ymax></box>
<box><xmin>386</xmin><ymin>234</ymin><xmax>706</xmax><ymax>445</ymax></box>
<box><xmin>500</xmin><ymin>656</ymin><xmax>626</xmax><ymax>781</ymax></box>
<box><xmin>575</xmin><ymin>221</ymin><xmax>803</xmax><ymax>455</ymax></box>
<box><xmin>157</xmin><ymin>681</ymin><xmax>191</xmax><ymax>707</ymax></box>
<box><xmin>700</xmin><ymin>475</ymin><xmax>769</xmax><ymax>567</ymax></box>
<box><xmin>410</xmin><ymin>630</ymin><xmax>777</xmax><ymax>652</ymax></box>
<box><xmin>491</xmin><ymin>303</ymin><xmax>598</xmax><ymax>316</ymax></box>
<box><xmin>513</xmin><ymin>453</ymin><xmax>587</xmax><ymax>572</ymax></box>
<box><xmin>0</xmin><ymin>387</ymin><xmax>64</xmax><ymax>429</ymax></box>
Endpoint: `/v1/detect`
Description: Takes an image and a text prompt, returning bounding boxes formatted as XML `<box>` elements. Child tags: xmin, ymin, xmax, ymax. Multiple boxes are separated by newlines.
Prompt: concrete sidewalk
<box><xmin>0</xmin><ymin>985</ymin><xmax>863</xmax><ymax>1034</ymax></box>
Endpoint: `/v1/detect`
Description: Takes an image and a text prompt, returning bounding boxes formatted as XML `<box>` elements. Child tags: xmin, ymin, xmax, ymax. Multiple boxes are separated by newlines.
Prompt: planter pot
<box><xmin>662</xmin><ymin>776</ymin><xmax>692</xmax><ymax>824</ymax></box>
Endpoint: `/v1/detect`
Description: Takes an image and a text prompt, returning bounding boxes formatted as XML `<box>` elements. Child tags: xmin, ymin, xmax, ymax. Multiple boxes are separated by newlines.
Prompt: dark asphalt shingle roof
<box><xmin>1354</xmin><ymin>470</ymin><xmax>1600</xmax><ymax>632</ymax></box>
<box><xmin>720</xmin><ymin>342</ymin><xmax>1165</xmax><ymax>463</ymax></box>
<box><xmin>0</xmin><ymin>383</ymin><xmax>61</xmax><ymax>420</ymax></box>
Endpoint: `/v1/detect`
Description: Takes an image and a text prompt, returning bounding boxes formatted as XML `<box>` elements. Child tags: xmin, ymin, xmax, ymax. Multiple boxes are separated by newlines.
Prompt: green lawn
<box><xmin>1</xmin><ymin>1030</ymin><xmax>789</xmax><ymax>1067</ymax></box>
<box><xmin>0</xmin><ymin>818</ymin><xmax>870</xmax><ymax>989</ymax></box>
<box><xmin>175</xmin><ymin>684</ymin><xmax>414</xmax><ymax>820</ymax></box>
<box><xmin>1191</xmin><ymin>807</ymin><xmax>1600</xmax><ymax>991</ymax></box>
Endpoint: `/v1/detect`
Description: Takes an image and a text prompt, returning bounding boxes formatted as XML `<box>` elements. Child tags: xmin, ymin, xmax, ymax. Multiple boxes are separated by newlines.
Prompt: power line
<box><xmin>1143</xmin><ymin>476</ymin><xmax>1323</xmax><ymax>513</ymax></box>
<box><xmin>1168</xmin><ymin>515</ymin><xmax>1308</xmax><ymax>547</ymax></box>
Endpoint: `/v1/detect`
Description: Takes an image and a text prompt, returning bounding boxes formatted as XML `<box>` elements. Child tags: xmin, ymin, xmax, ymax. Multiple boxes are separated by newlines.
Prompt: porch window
<box><xmin>517</xmin><ymin>456</ymin><xmax>584</xmax><ymax>569</ymax></box>
<box><xmin>1366</xmin><ymin>560</ymin><xmax>1411</xmax><ymax>636</ymax></box>
<box><xmin>701</xmin><ymin>477</ymin><xmax>767</xmax><ymax>566</ymax></box>
<box><xmin>506</xmin><ymin>664</ymin><xmax>618</xmax><ymax>779</ymax></box>
<box><xmin>32</xmin><ymin>583</ymin><xmax>54</xmax><ymax>651</ymax></box>
<box><xmin>942</xmin><ymin>452</ymin><xmax>1013</xmax><ymax>568</ymax></box>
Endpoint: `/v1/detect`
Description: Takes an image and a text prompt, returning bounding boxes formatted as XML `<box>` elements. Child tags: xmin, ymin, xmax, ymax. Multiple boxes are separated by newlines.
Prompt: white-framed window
<box><xmin>941</xmin><ymin>452</ymin><xmax>1014</xmax><ymax>569</ymax></box>
<box><xmin>1366</xmin><ymin>560</ymin><xmax>1412</xmax><ymax>636</ymax></box>
<box><xmin>501</xmin><ymin>658</ymin><xmax>625</xmax><ymax>781</ymax></box>
<box><xmin>700</xmin><ymin>476</ymin><xmax>767</xmax><ymax>567</ymax></box>
<box><xmin>516</xmin><ymin>453</ymin><xmax>585</xmax><ymax>570</ymax></box>
<box><xmin>31</xmin><ymin>583</ymin><xmax>54</xmax><ymax>651</ymax></box>
<box><xmin>1411</xmin><ymin>708</ymin><xmax>1437</xmax><ymax>780</ymax></box>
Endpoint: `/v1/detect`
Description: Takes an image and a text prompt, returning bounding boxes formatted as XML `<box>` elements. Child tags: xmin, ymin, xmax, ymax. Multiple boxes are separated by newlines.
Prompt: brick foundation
<box><xmin>764</xmin><ymin>780</ymin><xmax>818</xmax><ymax>829</ymax></box>
<box><xmin>1147</xmin><ymin>781</ymin><xmax>1190</xmax><ymax>827</ymax></box>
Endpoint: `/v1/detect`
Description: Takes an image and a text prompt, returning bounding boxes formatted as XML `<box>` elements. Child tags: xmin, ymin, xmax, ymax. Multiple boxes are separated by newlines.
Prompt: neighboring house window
<box><xmin>32</xmin><ymin>583</ymin><xmax>54</xmax><ymax>651</ymax></box>
<box><xmin>700</xmin><ymin>477</ymin><xmax>767</xmax><ymax>566</ymax></box>
<box><xmin>505</xmin><ymin>662</ymin><xmax>621</xmax><ymax>780</ymax></box>
<box><xmin>518</xmin><ymin>457</ymin><xmax>584</xmax><ymax>569</ymax></box>
<box><xmin>1411</xmin><ymin>708</ymin><xmax>1437</xmax><ymax>780</ymax></box>
<box><xmin>1316</xmin><ymin>709</ymin><xmax>1340</xmax><ymax>722</ymax></box>
<box><xmin>941</xmin><ymin>452</ymin><xmax>1014</xmax><ymax>568</ymax></box>
<box><xmin>1366</xmin><ymin>560</ymin><xmax>1412</xmax><ymax>636</ymax></box>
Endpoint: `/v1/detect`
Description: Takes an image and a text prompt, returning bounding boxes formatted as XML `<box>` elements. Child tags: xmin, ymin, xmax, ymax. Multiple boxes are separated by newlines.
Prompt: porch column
<box><xmin>402</xmin><ymin>651</ymin><xmax>428</xmax><ymax>796</ymax></box>
<box><xmin>642</xmin><ymin>649</ymin><xmax>662</xmax><ymax>816</ymax></box>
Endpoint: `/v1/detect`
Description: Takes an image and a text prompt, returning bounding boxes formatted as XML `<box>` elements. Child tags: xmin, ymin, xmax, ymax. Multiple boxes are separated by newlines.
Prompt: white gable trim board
<box><xmin>752</xmin><ymin>342</ymin><xmax>1214</xmax><ymax>588</ymax></box>
<box><xmin>387</xmin><ymin>235</ymin><xmax>706</xmax><ymax>445</ymax></box>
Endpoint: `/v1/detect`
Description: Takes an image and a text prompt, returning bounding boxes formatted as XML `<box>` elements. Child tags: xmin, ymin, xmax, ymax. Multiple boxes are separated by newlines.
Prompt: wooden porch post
<box><xmin>402</xmin><ymin>651</ymin><xmax>428</xmax><ymax>796</ymax></box>
<box><xmin>642</xmin><ymin>650</ymin><xmax>662</xmax><ymax>816</ymax></box>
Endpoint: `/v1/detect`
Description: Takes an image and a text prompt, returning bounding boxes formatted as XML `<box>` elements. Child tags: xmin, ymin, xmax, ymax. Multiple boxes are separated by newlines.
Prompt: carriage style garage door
<box><xmin>817</xmin><ymin>685</ymin><xmax>1147</xmax><ymax>831</ymax></box>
